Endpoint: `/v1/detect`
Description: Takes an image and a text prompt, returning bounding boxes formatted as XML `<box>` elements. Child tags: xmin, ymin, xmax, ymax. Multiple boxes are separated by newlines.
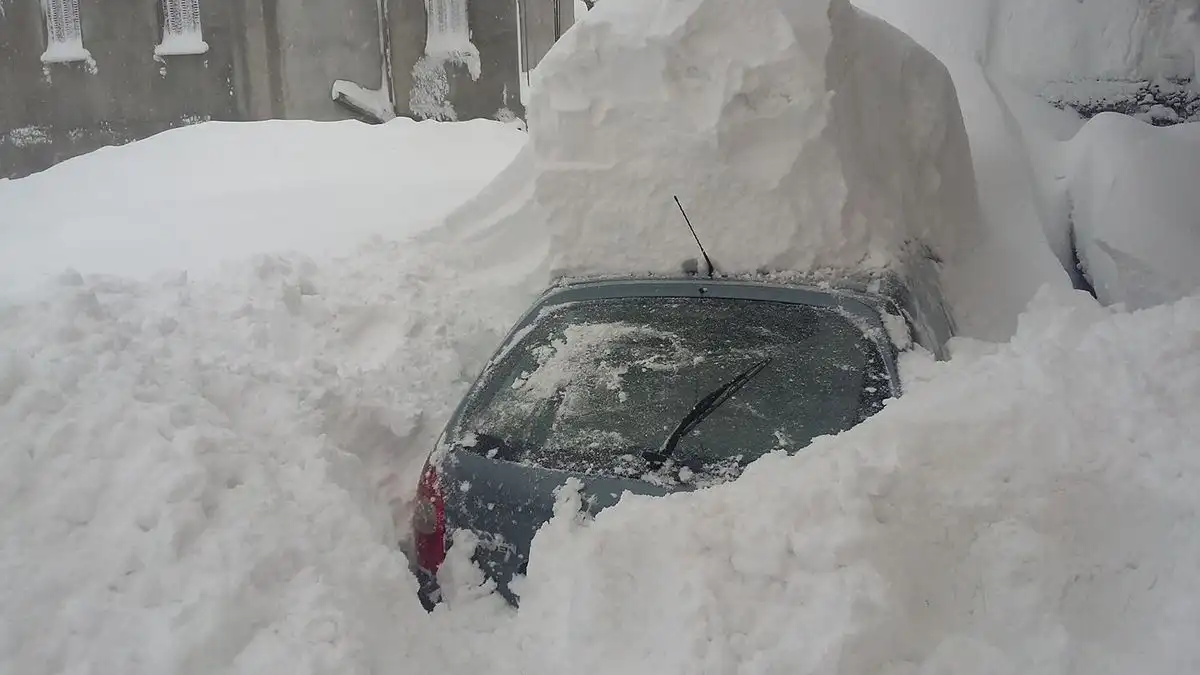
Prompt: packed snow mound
<box><xmin>853</xmin><ymin>0</ymin><xmax>1200</xmax><ymax>88</ymax></box>
<box><xmin>513</xmin><ymin>0</ymin><xmax>981</xmax><ymax>295</ymax></box>
<box><xmin>0</xmin><ymin>118</ymin><xmax>526</xmax><ymax>297</ymax></box>
<box><xmin>1065</xmin><ymin>113</ymin><xmax>1200</xmax><ymax>309</ymax></box>
<box><xmin>508</xmin><ymin>288</ymin><xmax>1200</xmax><ymax>674</ymax></box>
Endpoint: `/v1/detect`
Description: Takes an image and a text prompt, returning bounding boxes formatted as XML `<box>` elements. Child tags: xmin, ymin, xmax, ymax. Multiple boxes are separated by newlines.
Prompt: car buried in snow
<box><xmin>410</xmin><ymin>272</ymin><xmax>953</xmax><ymax>608</ymax></box>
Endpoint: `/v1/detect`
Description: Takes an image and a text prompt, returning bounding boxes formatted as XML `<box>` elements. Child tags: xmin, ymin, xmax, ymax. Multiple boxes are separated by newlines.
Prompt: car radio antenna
<box><xmin>674</xmin><ymin>195</ymin><xmax>715</xmax><ymax>278</ymax></box>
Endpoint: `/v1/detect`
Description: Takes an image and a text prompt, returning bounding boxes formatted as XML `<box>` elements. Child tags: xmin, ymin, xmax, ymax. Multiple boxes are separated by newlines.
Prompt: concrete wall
<box><xmin>521</xmin><ymin>0</ymin><xmax>571</xmax><ymax>74</ymax></box>
<box><xmin>272</xmin><ymin>0</ymin><xmax>382</xmax><ymax>120</ymax></box>
<box><xmin>1</xmin><ymin>0</ymin><xmax>239</xmax><ymax>176</ymax></box>
<box><xmin>2</xmin><ymin>0</ymin><xmax>567</xmax><ymax>179</ymax></box>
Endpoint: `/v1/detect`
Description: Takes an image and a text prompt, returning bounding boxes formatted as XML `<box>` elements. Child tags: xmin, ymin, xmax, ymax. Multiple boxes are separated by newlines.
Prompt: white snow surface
<box><xmin>1064</xmin><ymin>113</ymin><xmax>1200</xmax><ymax>309</ymax></box>
<box><xmin>516</xmin><ymin>0</ymin><xmax>981</xmax><ymax>295</ymax></box>
<box><xmin>0</xmin><ymin>118</ymin><xmax>526</xmax><ymax>297</ymax></box>
<box><xmin>852</xmin><ymin>0</ymin><xmax>1200</xmax><ymax>87</ymax></box>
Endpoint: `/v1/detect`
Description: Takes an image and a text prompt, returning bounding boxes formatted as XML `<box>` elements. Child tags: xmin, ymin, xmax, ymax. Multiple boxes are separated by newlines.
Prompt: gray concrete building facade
<box><xmin>0</xmin><ymin>0</ymin><xmax>574</xmax><ymax>178</ymax></box>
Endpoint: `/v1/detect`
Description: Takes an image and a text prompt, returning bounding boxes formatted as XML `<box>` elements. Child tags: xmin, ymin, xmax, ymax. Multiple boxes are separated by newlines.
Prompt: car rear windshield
<box><xmin>456</xmin><ymin>295</ymin><xmax>894</xmax><ymax>479</ymax></box>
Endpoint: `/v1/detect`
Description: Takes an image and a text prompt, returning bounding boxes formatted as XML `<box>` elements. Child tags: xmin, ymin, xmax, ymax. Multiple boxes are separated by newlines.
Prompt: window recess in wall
<box><xmin>40</xmin><ymin>0</ymin><xmax>92</xmax><ymax>64</ymax></box>
<box><xmin>156</xmin><ymin>0</ymin><xmax>209</xmax><ymax>56</ymax></box>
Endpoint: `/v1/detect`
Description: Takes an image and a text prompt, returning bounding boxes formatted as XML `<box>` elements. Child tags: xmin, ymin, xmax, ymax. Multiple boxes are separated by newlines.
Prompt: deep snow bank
<box><xmin>1066</xmin><ymin>113</ymin><xmax>1200</xmax><ymax>309</ymax></box>
<box><xmin>0</xmin><ymin>118</ymin><xmax>526</xmax><ymax>297</ymax></box>
<box><xmin>507</xmin><ymin>288</ymin><xmax>1200</xmax><ymax>674</ymax></box>
<box><xmin>453</xmin><ymin>0</ymin><xmax>983</xmax><ymax>344</ymax></box>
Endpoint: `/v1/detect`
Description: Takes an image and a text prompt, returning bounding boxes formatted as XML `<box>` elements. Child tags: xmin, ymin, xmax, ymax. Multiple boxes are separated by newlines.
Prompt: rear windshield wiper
<box><xmin>644</xmin><ymin>357</ymin><xmax>772</xmax><ymax>470</ymax></box>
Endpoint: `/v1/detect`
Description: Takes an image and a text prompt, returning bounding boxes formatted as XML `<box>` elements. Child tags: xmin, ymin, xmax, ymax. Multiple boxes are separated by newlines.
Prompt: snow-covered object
<box><xmin>853</xmin><ymin>0</ymin><xmax>1200</xmax><ymax>87</ymax></box>
<box><xmin>1066</xmin><ymin>113</ymin><xmax>1200</xmax><ymax>309</ymax></box>
<box><xmin>39</xmin><ymin>0</ymin><xmax>91</xmax><ymax>64</ymax></box>
<box><xmin>329</xmin><ymin>0</ymin><xmax>397</xmax><ymax>124</ymax></box>
<box><xmin>510</xmin><ymin>288</ymin><xmax>1200</xmax><ymax>675</ymax></box>
<box><xmin>519</xmin><ymin>0</ymin><xmax>981</xmax><ymax>289</ymax></box>
<box><xmin>331</xmin><ymin>79</ymin><xmax>396</xmax><ymax>122</ymax></box>
<box><xmin>409</xmin><ymin>0</ymin><xmax>482</xmax><ymax>121</ymax></box>
<box><xmin>155</xmin><ymin>0</ymin><xmax>208</xmax><ymax>57</ymax></box>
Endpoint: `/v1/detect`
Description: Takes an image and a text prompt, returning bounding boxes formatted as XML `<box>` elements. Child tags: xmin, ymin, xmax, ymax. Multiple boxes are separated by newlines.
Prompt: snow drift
<box><xmin>1065</xmin><ymin>113</ymin><xmax>1200</xmax><ymax>309</ymax></box>
<box><xmin>451</xmin><ymin>0</ymin><xmax>983</xmax><ymax>344</ymax></box>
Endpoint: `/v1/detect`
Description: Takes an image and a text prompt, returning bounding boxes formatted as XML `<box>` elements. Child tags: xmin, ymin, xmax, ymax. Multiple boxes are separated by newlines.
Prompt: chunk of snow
<box><xmin>550</xmin><ymin>0</ymin><xmax>980</xmax><ymax>278</ymax></box>
<box><xmin>1065</xmin><ymin>113</ymin><xmax>1200</xmax><ymax>309</ymax></box>
<box><xmin>4</xmin><ymin>125</ymin><xmax>52</xmax><ymax>147</ymax></box>
<box><xmin>455</xmin><ymin>0</ymin><xmax>986</xmax><ymax>342</ymax></box>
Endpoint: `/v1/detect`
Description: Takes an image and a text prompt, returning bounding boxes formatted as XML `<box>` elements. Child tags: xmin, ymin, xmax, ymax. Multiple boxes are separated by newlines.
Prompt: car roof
<box><xmin>436</xmin><ymin>273</ymin><xmax>921</xmax><ymax>457</ymax></box>
<box><xmin>544</xmin><ymin>267</ymin><xmax>953</xmax><ymax>358</ymax></box>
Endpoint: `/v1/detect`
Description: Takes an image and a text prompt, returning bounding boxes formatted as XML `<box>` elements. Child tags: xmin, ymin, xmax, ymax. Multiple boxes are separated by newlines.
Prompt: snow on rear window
<box><xmin>499</xmin><ymin>321</ymin><xmax>697</xmax><ymax>422</ymax></box>
<box><xmin>458</xmin><ymin>296</ymin><xmax>893</xmax><ymax>482</ymax></box>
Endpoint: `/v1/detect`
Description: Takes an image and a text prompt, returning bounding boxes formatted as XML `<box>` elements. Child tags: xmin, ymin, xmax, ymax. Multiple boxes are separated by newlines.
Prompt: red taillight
<box><xmin>413</xmin><ymin>460</ymin><xmax>446</xmax><ymax>574</ymax></box>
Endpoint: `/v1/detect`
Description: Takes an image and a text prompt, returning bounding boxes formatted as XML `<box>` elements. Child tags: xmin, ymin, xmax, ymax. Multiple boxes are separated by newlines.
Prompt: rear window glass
<box><xmin>457</xmin><ymin>296</ymin><xmax>892</xmax><ymax>480</ymax></box>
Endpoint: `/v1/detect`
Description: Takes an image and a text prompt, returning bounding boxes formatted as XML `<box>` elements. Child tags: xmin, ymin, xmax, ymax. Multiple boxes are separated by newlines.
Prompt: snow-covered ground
<box><xmin>0</xmin><ymin>118</ymin><xmax>526</xmax><ymax>297</ymax></box>
<box><xmin>4</xmin><ymin>0</ymin><xmax>1200</xmax><ymax>673</ymax></box>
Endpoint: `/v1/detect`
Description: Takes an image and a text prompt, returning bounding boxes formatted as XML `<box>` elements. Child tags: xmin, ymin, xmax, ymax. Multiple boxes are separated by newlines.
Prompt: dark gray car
<box><xmin>411</xmin><ymin>274</ymin><xmax>948</xmax><ymax>608</ymax></box>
